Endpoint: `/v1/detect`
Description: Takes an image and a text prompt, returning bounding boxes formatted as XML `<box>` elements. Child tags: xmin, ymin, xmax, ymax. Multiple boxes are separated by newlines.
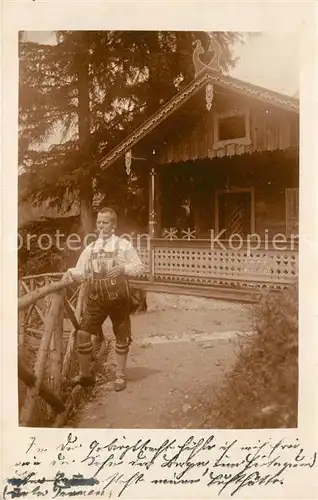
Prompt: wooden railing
<box><xmin>18</xmin><ymin>274</ymin><xmax>107</xmax><ymax>428</ymax></box>
<box><xmin>132</xmin><ymin>238</ymin><xmax>299</xmax><ymax>290</ymax></box>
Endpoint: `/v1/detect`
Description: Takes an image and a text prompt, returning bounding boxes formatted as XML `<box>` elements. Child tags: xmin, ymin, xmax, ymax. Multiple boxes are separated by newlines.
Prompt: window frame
<box><xmin>213</xmin><ymin>109</ymin><xmax>251</xmax><ymax>150</ymax></box>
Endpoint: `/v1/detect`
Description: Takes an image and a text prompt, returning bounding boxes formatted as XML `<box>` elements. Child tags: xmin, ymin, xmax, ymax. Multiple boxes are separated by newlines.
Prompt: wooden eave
<box><xmin>100</xmin><ymin>68</ymin><xmax>299</xmax><ymax>170</ymax></box>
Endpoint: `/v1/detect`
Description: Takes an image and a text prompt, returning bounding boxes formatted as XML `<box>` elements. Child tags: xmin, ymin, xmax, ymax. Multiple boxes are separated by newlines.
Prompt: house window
<box><xmin>218</xmin><ymin>115</ymin><xmax>246</xmax><ymax>141</ymax></box>
<box><xmin>213</xmin><ymin>110</ymin><xmax>251</xmax><ymax>150</ymax></box>
<box><xmin>285</xmin><ymin>188</ymin><xmax>299</xmax><ymax>237</ymax></box>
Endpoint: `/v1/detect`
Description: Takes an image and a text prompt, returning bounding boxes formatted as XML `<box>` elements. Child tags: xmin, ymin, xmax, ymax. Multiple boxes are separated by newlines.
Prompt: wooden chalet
<box><xmin>100</xmin><ymin>41</ymin><xmax>299</xmax><ymax>300</ymax></box>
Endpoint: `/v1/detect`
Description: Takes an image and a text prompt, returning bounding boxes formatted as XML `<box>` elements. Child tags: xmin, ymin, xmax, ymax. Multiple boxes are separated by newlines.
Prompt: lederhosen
<box><xmin>79</xmin><ymin>238</ymin><xmax>132</xmax><ymax>351</ymax></box>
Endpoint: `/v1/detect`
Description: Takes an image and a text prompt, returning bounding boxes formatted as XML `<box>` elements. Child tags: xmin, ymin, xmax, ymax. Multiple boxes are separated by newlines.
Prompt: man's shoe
<box><xmin>114</xmin><ymin>377</ymin><xmax>127</xmax><ymax>392</ymax></box>
<box><xmin>71</xmin><ymin>375</ymin><xmax>95</xmax><ymax>387</ymax></box>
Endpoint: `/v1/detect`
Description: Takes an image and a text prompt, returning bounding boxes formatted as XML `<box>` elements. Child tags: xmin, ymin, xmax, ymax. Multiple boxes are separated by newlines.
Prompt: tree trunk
<box><xmin>80</xmin><ymin>188</ymin><xmax>95</xmax><ymax>236</ymax></box>
<box><xmin>77</xmin><ymin>34</ymin><xmax>95</xmax><ymax>236</ymax></box>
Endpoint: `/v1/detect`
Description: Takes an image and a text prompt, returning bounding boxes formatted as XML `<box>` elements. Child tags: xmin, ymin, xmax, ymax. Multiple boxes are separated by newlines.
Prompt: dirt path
<box><xmin>70</xmin><ymin>295</ymin><xmax>254</xmax><ymax>429</ymax></box>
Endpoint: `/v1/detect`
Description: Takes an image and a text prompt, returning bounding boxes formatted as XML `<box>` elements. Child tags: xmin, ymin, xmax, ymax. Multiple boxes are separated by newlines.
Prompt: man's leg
<box><xmin>75</xmin><ymin>329</ymin><xmax>94</xmax><ymax>384</ymax></box>
<box><xmin>114</xmin><ymin>339</ymin><xmax>130</xmax><ymax>392</ymax></box>
<box><xmin>74</xmin><ymin>292</ymin><xmax>108</xmax><ymax>386</ymax></box>
<box><xmin>109</xmin><ymin>294</ymin><xmax>132</xmax><ymax>392</ymax></box>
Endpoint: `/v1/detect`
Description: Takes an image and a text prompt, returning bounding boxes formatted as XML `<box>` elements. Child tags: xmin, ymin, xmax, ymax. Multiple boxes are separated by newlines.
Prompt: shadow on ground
<box><xmin>126</xmin><ymin>366</ymin><xmax>161</xmax><ymax>382</ymax></box>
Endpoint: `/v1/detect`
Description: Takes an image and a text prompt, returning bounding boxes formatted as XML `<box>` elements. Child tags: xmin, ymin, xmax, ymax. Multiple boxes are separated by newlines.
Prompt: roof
<box><xmin>100</xmin><ymin>66</ymin><xmax>299</xmax><ymax>170</ymax></box>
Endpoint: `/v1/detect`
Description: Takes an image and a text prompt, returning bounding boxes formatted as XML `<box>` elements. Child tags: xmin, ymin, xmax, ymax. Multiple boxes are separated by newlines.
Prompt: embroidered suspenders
<box><xmin>88</xmin><ymin>237</ymin><xmax>121</xmax><ymax>300</ymax></box>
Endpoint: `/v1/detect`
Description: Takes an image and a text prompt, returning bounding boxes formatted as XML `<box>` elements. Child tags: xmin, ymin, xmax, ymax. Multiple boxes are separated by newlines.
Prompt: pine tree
<box><xmin>19</xmin><ymin>31</ymin><xmax>242</xmax><ymax>234</ymax></box>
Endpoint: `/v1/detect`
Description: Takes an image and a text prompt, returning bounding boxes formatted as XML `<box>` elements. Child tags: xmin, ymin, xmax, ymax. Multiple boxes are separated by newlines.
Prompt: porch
<box><xmin>150</xmin><ymin>150</ymin><xmax>298</xmax><ymax>238</ymax></box>
<box><xmin>130</xmin><ymin>149</ymin><xmax>299</xmax><ymax>299</ymax></box>
<box><xmin>131</xmin><ymin>238</ymin><xmax>298</xmax><ymax>302</ymax></box>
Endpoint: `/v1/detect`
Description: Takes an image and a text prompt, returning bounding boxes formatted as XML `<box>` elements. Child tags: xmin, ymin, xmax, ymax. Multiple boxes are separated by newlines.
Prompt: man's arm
<box><xmin>62</xmin><ymin>245</ymin><xmax>92</xmax><ymax>282</ymax></box>
<box><xmin>107</xmin><ymin>240</ymin><xmax>144</xmax><ymax>279</ymax></box>
<box><xmin>123</xmin><ymin>242</ymin><xmax>144</xmax><ymax>277</ymax></box>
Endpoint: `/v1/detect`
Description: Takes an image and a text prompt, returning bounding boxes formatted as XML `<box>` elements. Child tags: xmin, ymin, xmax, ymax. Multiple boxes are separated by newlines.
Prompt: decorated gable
<box><xmin>100</xmin><ymin>38</ymin><xmax>299</xmax><ymax>172</ymax></box>
<box><xmin>156</xmin><ymin>89</ymin><xmax>299</xmax><ymax>165</ymax></box>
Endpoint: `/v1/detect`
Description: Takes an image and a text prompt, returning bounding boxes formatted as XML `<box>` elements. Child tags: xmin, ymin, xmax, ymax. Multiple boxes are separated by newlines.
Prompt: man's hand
<box><xmin>61</xmin><ymin>270</ymin><xmax>83</xmax><ymax>284</ymax></box>
<box><xmin>62</xmin><ymin>270</ymin><xmax>73</xmax><ymax>283</ymax></box>
<box><xmin>107</xmin><ymin>265</ymin><xmax>125</xmax><ymax>279</ymax></box>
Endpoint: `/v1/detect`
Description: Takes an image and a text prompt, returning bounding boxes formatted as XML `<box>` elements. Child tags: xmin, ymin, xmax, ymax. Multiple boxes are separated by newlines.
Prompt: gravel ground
<box><xmin>70</xmin><ymin>293</ymin><xmax>254</xmax><ymax>429</ymax></box>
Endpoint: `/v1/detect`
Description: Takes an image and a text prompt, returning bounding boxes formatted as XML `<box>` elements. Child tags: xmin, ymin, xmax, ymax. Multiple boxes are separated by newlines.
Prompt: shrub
<box><xmin>204</xmin><ymin>285</ymin><xmax>298</xmax><ymax>428</ymax></box>
<box><xmin>18</xmin><ymin>216</ymin><xmax>83</xmax><ymax>277</ymax></box>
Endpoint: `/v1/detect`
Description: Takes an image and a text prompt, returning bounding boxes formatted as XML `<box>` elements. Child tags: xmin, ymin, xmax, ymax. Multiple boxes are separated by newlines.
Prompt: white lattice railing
<box><xmin>134</xmin><ymin>239</ymin><xmax>298</xmax><ymax>290</ymax></box>
<box><xmin>136</xmin><ymin>246</ymin><xmax>151</xmax><ymax>277</ymax></box>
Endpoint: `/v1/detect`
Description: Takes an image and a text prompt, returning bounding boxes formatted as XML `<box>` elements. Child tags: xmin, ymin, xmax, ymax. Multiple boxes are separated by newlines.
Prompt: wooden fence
<box><xmin>18</xmin><ymin>274</ymin><xmax>107</xmax><ymax>427</ymax></box>
<box><xmin>133</xmin><ymin>238</ymin><xmax>298</xmax><ymax>290</ymax></box>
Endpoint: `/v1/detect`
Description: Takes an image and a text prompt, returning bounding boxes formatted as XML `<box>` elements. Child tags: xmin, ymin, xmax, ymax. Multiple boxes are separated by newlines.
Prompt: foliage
<box><xmin>19</xmin><ymin>31</ymin><xmax>243</xmax><ymax>234</ymax></box>
<box><xmin>18</xmin><ymin>216</ymin><xmax>82</xmax><ymax>277</ymax></box>
<box><xmin>204</xmin><ymin>286</ymin><xmax>298</xmax><ymax>428</ymax></box>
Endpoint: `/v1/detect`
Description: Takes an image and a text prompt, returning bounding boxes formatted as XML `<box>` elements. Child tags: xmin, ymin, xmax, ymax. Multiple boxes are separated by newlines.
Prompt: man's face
<box><xmin>96</xmin><ymin>212</ymin><xmax>116</xmax><ymax>237</ymax></box>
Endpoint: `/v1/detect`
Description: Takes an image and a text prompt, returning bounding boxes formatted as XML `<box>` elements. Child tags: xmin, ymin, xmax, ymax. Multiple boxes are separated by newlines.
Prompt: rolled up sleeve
<box><xmin>122</xmin><ymin>242</ymin><xmax>144</xmax><ymax>277</ymax></box>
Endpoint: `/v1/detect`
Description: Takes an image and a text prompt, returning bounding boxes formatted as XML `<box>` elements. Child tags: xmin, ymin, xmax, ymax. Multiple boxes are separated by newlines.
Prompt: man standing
<box><xmin>63</xmin><ymin>207</ymin><xmax>144</xmax><ymax>391</ymax></box>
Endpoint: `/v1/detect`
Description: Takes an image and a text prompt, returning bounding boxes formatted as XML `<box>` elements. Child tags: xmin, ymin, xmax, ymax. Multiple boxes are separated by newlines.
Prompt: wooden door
<box><xmin>218</xmin><ymin>191</ymin><xmax>251</xmax><ymax>238</ymax></box>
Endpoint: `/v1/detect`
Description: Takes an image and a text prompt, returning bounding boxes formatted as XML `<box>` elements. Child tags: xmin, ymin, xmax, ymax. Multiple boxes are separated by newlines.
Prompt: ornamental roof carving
<box><xmin>101</xmin><ymin>43</ymin><xmax>299</xmax><ymax>170</ymax></box>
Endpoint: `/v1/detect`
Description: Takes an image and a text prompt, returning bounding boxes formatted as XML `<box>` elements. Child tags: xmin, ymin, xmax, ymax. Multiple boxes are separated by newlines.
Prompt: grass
<box><xmin>203</xmin><ymin>285</ymin><xmax>298</xmax><ymax>429</ymax></box>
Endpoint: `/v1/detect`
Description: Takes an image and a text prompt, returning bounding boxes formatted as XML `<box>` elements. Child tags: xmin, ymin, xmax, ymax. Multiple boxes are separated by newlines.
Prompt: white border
<box><xmin>2</xmin><ymin>2</ymin><xmax>318</xmax><ymax>499</ymax></box>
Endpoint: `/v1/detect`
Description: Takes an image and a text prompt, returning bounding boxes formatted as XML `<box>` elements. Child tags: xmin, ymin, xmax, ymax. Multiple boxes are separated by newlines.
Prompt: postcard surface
<box><xmin>1</xmin><ymin>1</ymin><xmax>318</xmax><ymax>498</ymax></box>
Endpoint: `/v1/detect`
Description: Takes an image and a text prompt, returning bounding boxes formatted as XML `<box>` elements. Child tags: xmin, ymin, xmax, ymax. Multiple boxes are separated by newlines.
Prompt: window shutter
<box><xmin>285</xmin><ymin>188</ymin><xmax>299</xmax><ymax>237</ymax></box>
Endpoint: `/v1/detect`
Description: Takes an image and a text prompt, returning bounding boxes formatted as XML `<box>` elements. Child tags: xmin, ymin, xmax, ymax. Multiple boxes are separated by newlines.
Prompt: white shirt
<box><xmin>68</xmin><ymin>234</ymin><xmax>144</xmax><ymax>281</ymax></box>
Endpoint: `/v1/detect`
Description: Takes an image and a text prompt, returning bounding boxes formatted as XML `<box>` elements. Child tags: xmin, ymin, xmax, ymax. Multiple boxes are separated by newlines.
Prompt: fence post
<box><xmin>20</xmin><ymin>291</ymin><xmax>64</xmax><ymax>426</ymax></box>
<box><xmin>44</xmin><ymin>275</ymin><xmax>51</xmax><ymax>314</ymax></box>
<box><xmin>18</xmin><ymin>281</ymin><xmax>26</xmax><ymax>352</ymax></box>
<box><xmin>149</xmin><ymin>239</ymin><xmax>155</xmax><ymax>282</ymax></box>
<box><xmin>49</xmin><ymin>292</ymin><xmax>64</xmax><ymax>397</ymax></box>
<box><xmin>62</xmin><ymin>282</ymin><xmax>87</xmax><ymax>384</ymax></box>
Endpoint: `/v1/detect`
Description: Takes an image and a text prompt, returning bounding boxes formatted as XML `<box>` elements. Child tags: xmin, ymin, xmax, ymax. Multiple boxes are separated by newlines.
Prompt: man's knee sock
<box><xmin>115</xmin><ymin>342</ymin><xmax>129</xmax><ymax>379</ymax></box>
<box><xmin>77</xmin><ymin>332</ymin><xmax>93</xmax><ymax>377</ymax></box>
